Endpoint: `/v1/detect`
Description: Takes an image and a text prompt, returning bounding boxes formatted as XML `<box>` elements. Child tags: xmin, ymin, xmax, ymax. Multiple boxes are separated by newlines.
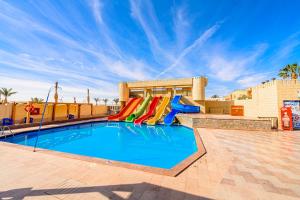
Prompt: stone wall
<box><xmin>80</xmin><ymin>104</ymin><xmax>92</xmax><ymax>118</ymax></box>
<box><xmin>68</xmin><ymin>104</ymin><xmax>79</xmax><ymax>119</ymax></box>
<box><xmin>205</xmin><ymin>100</ymin><xmax>233</xmax><ymax>114</ymax></box>
<box><xmin>192</xmin><ymin>118</ymin><xmax>275</xmax><ymax>131</ymax></box>
<box><xmin>177</xmin><ymin>115</ymin><xmax>276</xmax><ymax>131</ymax></box>
<box><xmin>0</xmin><ymin>103</ymin><xmax>109</xmax><ymax>125</ymax></box>
<box><xmin>233</xmin><ymin>100</ymin><xmax>256</xmax><ymax>117</ymax></box>
<box><xmin>92</xmin><ymin>105</ymin><xmax>108</xmax><ymax>116</ymax></box>
<box><xmin>12</xmin><ymin>103</ymin><xmax>27</xmax><ymax>124</ymax></box>
<box><xmin>0</xmin><ymin>104</ymin><xmax>13</xmax><ymax>119</ymax></box>
<box><xmin>54</xmin><ymin>104</ymin><xmax>68</xmax><ymax>121</ymax></box>
<box><xmin>31</xmin><ymin>103</ymin><xmax>54</xmax><ymax>122</ymax></box>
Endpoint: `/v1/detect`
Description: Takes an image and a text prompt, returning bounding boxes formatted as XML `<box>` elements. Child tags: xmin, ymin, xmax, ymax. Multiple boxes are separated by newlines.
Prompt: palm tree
<box><xmin>290</xmin><ymin>63</ymin><xmax>299</xmax><ymax>79</ymax></box>
<box><xmin>113</xmin><ymin>98</ymin><xmax>119</xmax><ymax>105</ymax></box>
<box><xmin>0</xmin><ymin>88</ymin><xmax>17</xmax><ymax>103</ymax></box>
<box><xmin>102</xmin><ymin>98</ymin><xmax>108</xmax><ymax>106</ymax></box>
<box><xmin>278</xmin><ymin>63</ymin><xmax>299</xmax><ymax>79</ymax></box>
<box><xmin>30</xmin><ymin>97</ymin><xmax>44</xmax><ymax>103</ymax></box>
<box><xmin>94</xmin><ymin>97</ymin><xmax>100</xmax><ymax>105</ymax></box>
<box><xmin>211</xmin><ymin>94</ymin><xmax>219</xmax><ymax>98</ymax></box>
<box><xmin>278</xmin><ymin>67</ymin><xmax>289</xmax><ymax>79</ymax></box>
<box><xmin>238</xmin><ymin>95</ymin><xmax>248</xmax><ymax>100</ymax></box>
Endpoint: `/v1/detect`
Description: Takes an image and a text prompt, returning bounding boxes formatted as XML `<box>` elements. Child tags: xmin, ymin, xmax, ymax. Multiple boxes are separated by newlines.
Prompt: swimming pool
<box><xmin>0</xmin><ymin>122</ymin><xmax>198</xmax><ymax>169</ymax></box>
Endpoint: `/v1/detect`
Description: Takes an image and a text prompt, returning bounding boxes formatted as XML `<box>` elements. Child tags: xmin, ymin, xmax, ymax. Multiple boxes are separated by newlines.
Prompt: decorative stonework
<box><xmin>177</xmin><ymin>114</ymin><xmax>277</xmax><ymax>131</ymax></box>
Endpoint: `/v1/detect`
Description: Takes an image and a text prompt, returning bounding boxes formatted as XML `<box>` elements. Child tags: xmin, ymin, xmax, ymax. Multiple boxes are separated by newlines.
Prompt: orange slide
<box><xmin>108</xmin><ymin>98</ymin><xmax>142</xmax><ymax>121</ymax></box>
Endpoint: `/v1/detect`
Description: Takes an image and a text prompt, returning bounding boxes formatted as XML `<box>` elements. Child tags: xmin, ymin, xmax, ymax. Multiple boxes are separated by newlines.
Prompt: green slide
<box><xmin>125</xmin><ymin>96</ymin><xmax>152</xmax><ymax>122</ymax></box>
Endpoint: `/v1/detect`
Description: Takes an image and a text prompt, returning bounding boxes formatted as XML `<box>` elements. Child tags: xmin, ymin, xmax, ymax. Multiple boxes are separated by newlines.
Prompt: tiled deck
<box><xmin>1</xmin><ymin>128</ymin><xmax>300</xmax><ymax>200</ymax></box>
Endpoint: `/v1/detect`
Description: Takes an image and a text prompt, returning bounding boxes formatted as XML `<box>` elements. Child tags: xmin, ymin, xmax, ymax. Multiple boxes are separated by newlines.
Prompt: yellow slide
<box><xmin>147</xmin><ymin>96</ymin><xmax>170</xmax><ymax>125</ymax></box>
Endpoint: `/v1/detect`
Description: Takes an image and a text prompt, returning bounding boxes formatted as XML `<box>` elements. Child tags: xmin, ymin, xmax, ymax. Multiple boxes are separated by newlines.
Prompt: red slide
<box><xmin>108</xmin><ymin>98</ymin><xmax>137</xmax><ymax>121</ymax></box>
<box><xmin>134</xmin><ymin>96</ymin><xmax>161</xmax><ymax>125</ymax></box>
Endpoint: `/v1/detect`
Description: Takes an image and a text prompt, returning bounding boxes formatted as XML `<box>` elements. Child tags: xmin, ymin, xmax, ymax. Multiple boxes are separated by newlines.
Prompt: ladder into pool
<box><xmin>0</xmin><ymin>126</ymin><xmax>14</xmax><ymax>138</ymax></box>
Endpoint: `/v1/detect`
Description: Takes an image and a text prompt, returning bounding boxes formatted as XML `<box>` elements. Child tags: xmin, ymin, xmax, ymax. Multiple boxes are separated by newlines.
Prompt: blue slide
<box><xmin>164</xmin><ymin>95</ymin><xmax>200</xmax><ymax>125</ymax></box>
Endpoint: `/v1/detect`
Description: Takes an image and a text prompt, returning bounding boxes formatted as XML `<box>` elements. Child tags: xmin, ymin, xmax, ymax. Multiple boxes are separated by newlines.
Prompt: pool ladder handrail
<box><xmin>0</xmin><ymin>126</ymin><xmax>14</xmax><ymax>138</ymax></box>
<box><xmin>33</xmin><ymin>86</ymin><xmax>55</xmax><ymax>152</ymax></box>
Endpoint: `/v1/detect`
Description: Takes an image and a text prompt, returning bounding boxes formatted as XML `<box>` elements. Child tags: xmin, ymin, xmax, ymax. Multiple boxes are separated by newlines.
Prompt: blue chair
<box><xmin>68</xmin><ymin>114</ymin><xmax>75</xmax><ymax>120</ymax></box>
<box><xmin>2</xmin><ymin>118</ymin><xmax>13</xmax><ymax>126</ymax></box>
<box><xmin>23</xmin><ymin>117</ymin><xmax>33</xmax><ymax>124</ymax></box>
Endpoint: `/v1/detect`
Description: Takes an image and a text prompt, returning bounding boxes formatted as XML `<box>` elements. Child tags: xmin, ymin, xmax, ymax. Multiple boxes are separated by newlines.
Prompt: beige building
<box><xmin>119</xmin><ymin>76</ymin><xmax>208</xmax><ymax>107</ymax></box>
<box><xmin>117</xmin><ymin>77</ymin><xmax>299</xmax><ymax>130</ymax></box>
<box><xmin>233</xmin><ymin>79</ymin><xmax>300</xmax><ymax>128</ymax></box>
<box><xmin>118</xmin><ymin>76</ymin><xmax>235</xmax><ymax>114</ymax></box>
<box><xmin>226</xmin><ymin>88</ymin><xmax>252</xmax><ymax>100</ymax></box>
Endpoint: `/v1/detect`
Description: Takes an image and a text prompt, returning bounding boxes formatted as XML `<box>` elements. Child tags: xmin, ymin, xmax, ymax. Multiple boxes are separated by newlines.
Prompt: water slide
<box><xmin>125</xmin><ymin>96</ymin><xmax>152</xmax><ymax>122</ymax></box>
<box><xmin>164</xmin><ymin>95</ymin><xmax>200</xmax><ymax>125</ymax></box>
<box><xmin>108</xmin><ymin>98</ymin><xmax>142</xmax><ymax>121</ymax></box>
<box><xmin>108</xmin><ymin>98</ymin><xmax>137</xmax><ymax>120</ymax></box>
<box><xmin>134</xmin><ymin>96</ymin><xmax>162</xmax><ymax>125</ymax></box>
<box><xmin>146</xmin><ymin>96</ymin><xmax>170</xmax><ymax>125</ymax></box>
<box><xmin>118</xmin><ymin>98</ymin><xmax>143</xmax><ymax>121</ymax></box>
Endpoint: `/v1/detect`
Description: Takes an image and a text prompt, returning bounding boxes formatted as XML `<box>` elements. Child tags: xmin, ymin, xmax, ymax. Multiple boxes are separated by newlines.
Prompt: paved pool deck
<box><xmin>0</xmin><ymin>128</ymin><xmax>300</xmax><ymax>200</ymax></box>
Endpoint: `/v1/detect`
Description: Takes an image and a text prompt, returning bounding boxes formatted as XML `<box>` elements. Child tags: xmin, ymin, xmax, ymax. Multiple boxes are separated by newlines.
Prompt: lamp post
<box><xmin>87</xmin><ymin>89</ymin><xmax>90</xmax><ymax>104</ymax></box>
<box><xmin>54</xmin><ymin>82</ymin><xmax>58</xmax><ymax>104</ymax></box>
<box><xmin>52</xmin><ymin>82</ymin><xmax>59</xmax><ymax>121</ymax></box>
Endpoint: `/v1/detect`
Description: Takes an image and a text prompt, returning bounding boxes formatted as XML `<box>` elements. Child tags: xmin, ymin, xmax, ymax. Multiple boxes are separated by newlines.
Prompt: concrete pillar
<box><xmin>25</xmin><ymin>101</ymin><xmax>31</xmax><ymax>124</ymax></box>
<box><xmin>146</xmin><ymin>88</ymin><xmax>152</xmax><ymax>96</ymax></box>
<box><xmin>173</xmin><ymin>87</ymin><xmax>176</xmax><ymax>96</ymax></box>
<box><xmin>87</xmin><ymin>89</ymin><xmax>90</xmax><ymax>104</ymax></box>
<box><xmin>192</xmin><ymin>77</ymin><xmax>208</xmax><ymax>101</ymax></box>
<box><xmin>120</xmin><ymin>101</ymin><xmax>126</xmax><ymax>109</ymax></box>
<box><xmin>11</xmin><ymin>103</ymin><xmax>16</xmax><ymax>122</ymax></box>
<box><xmin>119</xmin><ymin>82</ymin><xmax>129</xmax><ymax>109</ymax></box>
<box><xmin>166</xmin><ymin>88</ymin><xmax>173</xmax><ymax>97</ymax></box>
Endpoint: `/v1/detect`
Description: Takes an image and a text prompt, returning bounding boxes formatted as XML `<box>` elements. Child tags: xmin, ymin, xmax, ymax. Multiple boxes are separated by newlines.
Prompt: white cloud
<box><xmin>89</xmin><ymin>0</ymin><xmax>123</xmax><ymax>58</ymax></box>
<box><xmin>269</xmin><ymin>32</ymin><xmax>300</xmax><ymax>65</ymax></box>
<box><xmin>109</xmin><ymin>60</ymin><xmax>152</xmax><ymax>81</ymax></box>
<box><xmin>129</xmin><ymin>0</ymin><xmax>175</xmax><ymax>65</ymax></box>
<box><xmin>205</xmin><ymin>44</ymin><xmax>268</xmax><ymax>81</ymax></box>
<box><xmin>173</xmin><ymin>6</ymin><xmax>190</xmax><ymax>51</ymax></box>
<box><xmin>1</xmin><ymin>0</ymin><xmax>291</xmax><ymax>102</ymax></box>
<box><xmin>156</xmin><ymin>23</ymin><xmax>221</xmax><ymax>78</ymax></box>
<box><xmin>0</xmin><ymin>0</ymin><xmax>157</xmax><ymax>102</ymax></box>
<box><xmin>206</xmin><ymin>85</ymin><xmax>231</xmax><ymax>97</ymax></box>
<box><xmin>207</xmin><ymin>56</ymin><xmax>245</xmax><ymax>81</ymax></box>
<box><xmin>90</xmin><ymin>0</ymin><xmax>103</xmax><ymax>24</ymax></box>
<box><xmin>237</xmin><ymin>72</ymin><xmax>275</xmax><ymax>88</ymax></box>
<box><xmin>130</xmin><ymin>1</ymin><xmax>223</xmax><ymax>80</ymax></box>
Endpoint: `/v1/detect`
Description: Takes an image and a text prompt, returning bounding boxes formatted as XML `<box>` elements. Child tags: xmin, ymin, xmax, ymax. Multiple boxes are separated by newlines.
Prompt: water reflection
<box><xmin>6</xmin><ymin>124</ymin><xmax>94</xmax><ymax>148</ymax></box>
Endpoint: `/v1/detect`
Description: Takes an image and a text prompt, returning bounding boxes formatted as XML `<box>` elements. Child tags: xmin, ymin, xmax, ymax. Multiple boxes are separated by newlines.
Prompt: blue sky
<box><xmin>1</xmin><ymin>0</ymin><xmax>300</xmax><ymax>102</ymax></box>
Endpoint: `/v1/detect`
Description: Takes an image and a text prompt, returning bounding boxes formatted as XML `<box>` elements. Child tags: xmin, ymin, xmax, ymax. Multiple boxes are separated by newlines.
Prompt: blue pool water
<box><xmin>0</xmin><ymin>122</ymin><xmax>197</xmax><ymax>169</ymax></box>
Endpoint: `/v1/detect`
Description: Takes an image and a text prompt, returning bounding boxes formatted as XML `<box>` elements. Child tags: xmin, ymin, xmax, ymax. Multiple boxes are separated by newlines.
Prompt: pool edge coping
<box><xmin>0</xmin><ymin>120</ymin><xmax>207</xmax><ymax>177</ymax></box>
